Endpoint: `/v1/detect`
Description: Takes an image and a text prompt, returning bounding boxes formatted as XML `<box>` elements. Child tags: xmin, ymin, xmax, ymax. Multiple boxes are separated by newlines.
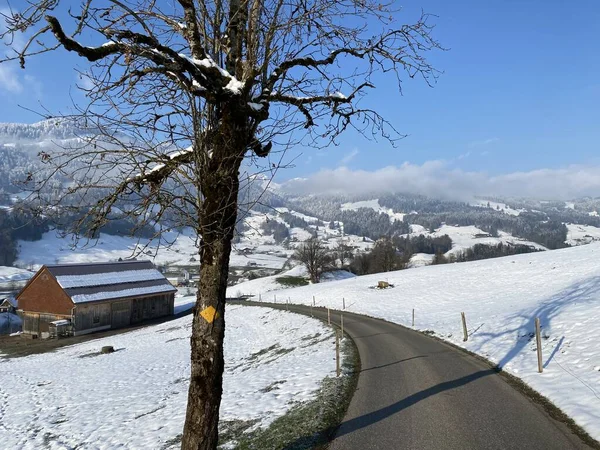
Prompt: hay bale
<box><xmin>377</xmin><ymin>281</ymin><xmax>389</xmax><ymax>289</ymax></box>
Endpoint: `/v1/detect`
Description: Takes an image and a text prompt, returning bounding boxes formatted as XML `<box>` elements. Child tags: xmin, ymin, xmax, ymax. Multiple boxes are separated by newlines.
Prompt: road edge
<box><xmin>227</xmin><ymin>300</ymin><xmax>361</xmax><ymax>449</ymax></box>
<box><xmin>232</xmin><ymin>300</ymin><xmax>600</xmax><ymax>450</ymax></box>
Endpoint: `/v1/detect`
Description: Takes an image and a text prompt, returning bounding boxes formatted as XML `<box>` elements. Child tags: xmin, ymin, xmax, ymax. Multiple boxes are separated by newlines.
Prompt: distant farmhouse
<box><xmin>17</xmin><ymin>260</ymin><xmax>176</xmax><ymax>337</ymax></box>
<box><xmin>0</xmin><ymin>296</ymin><xmax>16</xmax><ymax>313</ymax></box>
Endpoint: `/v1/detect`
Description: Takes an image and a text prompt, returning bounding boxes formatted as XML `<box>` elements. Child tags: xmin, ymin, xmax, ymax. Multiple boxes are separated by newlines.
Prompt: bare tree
<box><xmin>1</xmin><ymin>1</ymin><xmax>441</xmax><ymax>448</ymax></box>
<box><xmin>293</xmin><ymin>237</ymin><xmax>332</xmax><ymax>283</ymax></box>
<box><xmin>334</xmin><ymin>240</ymin><xmax>353</xmax><ymax>269</ymax></box>
<box><xmin>370</xmin><ymin>237</ymin><xmax>403</xmax><ymax>272</ymax></box>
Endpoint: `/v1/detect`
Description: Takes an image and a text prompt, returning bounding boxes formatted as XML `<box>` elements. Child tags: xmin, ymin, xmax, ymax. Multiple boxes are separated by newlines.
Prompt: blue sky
<box><xmin>1</xmin><ymin>1</ymin><xmax>600</xmax><ymax>198</ymax></box>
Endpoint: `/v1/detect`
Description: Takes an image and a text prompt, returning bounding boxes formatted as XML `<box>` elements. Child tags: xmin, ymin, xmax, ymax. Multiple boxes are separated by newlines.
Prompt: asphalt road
<box><xmin>237</xmin><ymin>301</ymin><xmax>595</xmax><ymax>450</ymax></box>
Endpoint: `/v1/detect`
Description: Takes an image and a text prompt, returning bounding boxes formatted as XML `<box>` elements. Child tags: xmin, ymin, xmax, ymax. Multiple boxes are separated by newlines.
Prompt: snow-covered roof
<box><xmin>43</xmin><ymin>260</ymin><xmax>176</xmax><ymax>305</ymax></box>
<box><xmin>56</xmin><ymin>269</ymin><xmax>166</xmax><ymax>289</ymax></box>
<box><xmin>71</xmin><ymin>284</ymin><xmax>176</xmax><ymax>304</ymax></box>
<box><xmin>1</xmin><ymin>297</ymin><xmax>17</xmax><ymax>307</ymax></box>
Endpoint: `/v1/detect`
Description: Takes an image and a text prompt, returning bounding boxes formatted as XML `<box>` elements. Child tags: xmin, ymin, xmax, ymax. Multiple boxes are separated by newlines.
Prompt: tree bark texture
<box><xmin>181</xmin><ymin>105</ymin><xmax>247</xmax><ymax>450</ymax></box>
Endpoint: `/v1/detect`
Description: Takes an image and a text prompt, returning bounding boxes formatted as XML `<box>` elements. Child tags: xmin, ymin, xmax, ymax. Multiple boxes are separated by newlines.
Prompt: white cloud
<box><xmin>281</xmin><ymin>161</ymin><xmax>600</xmax><ymax>201</ymax></box>
<box><xmin>0</xmin><ymin>64</ymin><xmax>23</xmax><ymax>93</ymax></box>
<box><xmin>339</xmin><ymin>148</ymin><xmax>359</xmax><ymax>165</ymax></box>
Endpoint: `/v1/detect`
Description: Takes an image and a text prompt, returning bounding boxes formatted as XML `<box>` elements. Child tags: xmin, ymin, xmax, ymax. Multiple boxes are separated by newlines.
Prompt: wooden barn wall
<box><xmin>111</xmin><ymin>299</ymin><xmax>132</xmax><ymax>329</ymax></box>
<box><xmin>131</xmin><ymin>294</ymin><xmax>173</xmax><ymax>323</ymax></box>
<box><xmin>21</xmin><ymin>312</ymin><xmax>71</xmax><ymax>335</ymax></box>
<box><xmin>74</xmin><ymin>302</ymin><xmax>111</xmax><ymax>332</ymax></box>
<box><xmin>18</xmin><ymin>268</ymin><xmax>73</xmax><ymax>316</ymax></box>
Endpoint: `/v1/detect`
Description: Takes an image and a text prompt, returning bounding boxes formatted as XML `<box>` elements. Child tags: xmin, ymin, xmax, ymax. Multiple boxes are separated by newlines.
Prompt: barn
<box><xmin>16</xmin><ymin>260</ymin><xmax>176</xmax><ymax>337</ymax></box>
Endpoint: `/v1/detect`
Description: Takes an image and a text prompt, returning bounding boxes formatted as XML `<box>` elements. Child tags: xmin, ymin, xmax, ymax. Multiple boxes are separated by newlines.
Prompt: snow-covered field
<box><xmin>247</xmin><ymin>243</ymin><xmax>600</xmax><ymax>440</ymax></box>
<box><xmin>16</xmin><ymin>229</ymin><xmax>288</xmax><ymax>270</ymax></box>
<box><xmin>0</xmin><ymin>266</ymin><xmax>33</xmax><ymax>284</ymax></box>
<box><xmin>470</xmin><ymin>199</ymin><xmax>525</xmax><ymax>216</ymax></box>
<box><xmin>0</xmin><ymin>304</ymin><xmax>337</xmax><ymax>449</ymax></box>
<box><xmin>406</xmin><ymin>224</ymin><xmax>547</xmax><ymax>256</ymax></box>
<box><xmin>408</xmin><ymin>252</ymin><xmax>435</xmax><ymax>268</ymax></box>
<box><xmin>566</xmin><ymin>223</ymin><xmax>600</xmax><ymax>246</ymax></box>
<box><xmin>341</xmin><ymin>198</ymin><xmax>406</xmax><ymax>222</ymax></box>
<box><xmin>226</xmin><ymin>265</ymin><xmax>356</xmax><ymax>298</ymax></box>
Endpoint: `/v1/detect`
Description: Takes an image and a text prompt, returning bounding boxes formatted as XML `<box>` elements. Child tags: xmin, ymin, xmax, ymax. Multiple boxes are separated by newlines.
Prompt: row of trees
<box><xmin>293</xmin><ymin>234</ymin><xmax>455</xmax><ymax>280</ymax></box>
<box><xmin>0</xmin><ymin>205</ymin><xmax>50</xmax><ymax>266</ymax></box>
<box><xmin>348</xmin><ymin>235</ymin><xmax>451</xmax><ymax>275</ymax></box>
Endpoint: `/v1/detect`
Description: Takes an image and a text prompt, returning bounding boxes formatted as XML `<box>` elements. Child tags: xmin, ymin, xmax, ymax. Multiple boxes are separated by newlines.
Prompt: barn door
<box><xmin>111</xmin><ymin>300</ymin><xmax>131</xmax><ymax>328</ymax></box>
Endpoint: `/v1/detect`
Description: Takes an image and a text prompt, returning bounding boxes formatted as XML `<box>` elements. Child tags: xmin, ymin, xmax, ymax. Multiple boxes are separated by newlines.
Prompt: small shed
<box><xmin>0</xmin><ymin>297</ymin><xmax>16</xmax><ymax>313</ymax></box>
<box><xmin>48</xmin><ymin>319</ymin><xmax>72</xmax><ymax>338</ymax></box>
<box><xmin>17</xmin><ymin>260</ymin><xmax>176</xmax><ymax>337</ymax></box>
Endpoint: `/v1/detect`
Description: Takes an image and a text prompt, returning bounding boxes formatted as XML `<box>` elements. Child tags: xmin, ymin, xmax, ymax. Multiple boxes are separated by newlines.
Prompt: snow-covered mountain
<box><xmin>4</xmin><ymin>120</ymin><xmax>600</xmax><ymax>275</ymax></box>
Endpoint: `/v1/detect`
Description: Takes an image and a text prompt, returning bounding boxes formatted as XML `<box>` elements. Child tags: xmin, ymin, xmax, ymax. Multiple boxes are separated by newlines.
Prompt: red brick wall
<box><xmin>17</xmin><ymin>267</ymin><xmax>74</xmax><ymax>316</ymax></box>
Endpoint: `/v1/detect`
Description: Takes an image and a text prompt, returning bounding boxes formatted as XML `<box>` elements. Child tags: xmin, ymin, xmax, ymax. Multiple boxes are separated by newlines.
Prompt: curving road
<box><xmin>237</xmin><ymin>301</ymin><xmax>596</xmax><ymax>450</ymax></box>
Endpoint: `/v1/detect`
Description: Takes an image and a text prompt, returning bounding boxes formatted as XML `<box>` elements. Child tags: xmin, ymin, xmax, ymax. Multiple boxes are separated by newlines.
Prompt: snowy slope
<box><xmin>0</xmin><ymin>266</ymin><xmax>33</xmax><ymax>284</ymax></box>
<box><xmin>341</xmin><ymin>198</ymin><xmax>406</xmax><ymax>222</ymax></box>
<box><xmin>17</xmin><ymin>229</ymin><xmax>288</xmax><ymax>270</ymax></box>
<box><xmin>249</xmin><ymin>244</ymin><xmax>600</xmax><ymax>440</ymax></box>
<box><xmin>470</xmin><ymin>199</ymin><xmax>525</xmax><ymax>216</ymax></box>
<box><xmin>408</xmin><ymin>253</ymin><xmax>435</xmax><ymax>268</ymax></box>
<box><xmin>566</xmin><ymin>223</ymin><xmax>600</xmax><ymax>246</ymax></box>
<box><xmin>0</xmin><ymin>304</ymin><xmax>337</xmax><ymax>449</ymax></box>
<box><xmin>406</xmin><ymin>224</ymin><xmax>547</xmax><ymax>256</ymax></box>
<box><xmin>227</xmin><ymin>265</ymin><xmax>356</xmax><ymax>298</ymax></box>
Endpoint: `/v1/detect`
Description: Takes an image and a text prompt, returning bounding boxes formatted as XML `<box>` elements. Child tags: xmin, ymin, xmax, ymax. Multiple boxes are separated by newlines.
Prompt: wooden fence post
<box><xmin>313</xmin><ymin>296</ymin><xmax>315</xmax><ymax>307</ymax></box>
<box><xmin>336</xmin><ymin>331</ymin><xmax>340</xmax><ymax>377</ymax></box>
<box><xmin>327</xmin><ymin>308</ymin><xmax>331</xmax><ymax>325</ymax></box>
<box><xmin>461</xmin><ymin>312</ymin><xmax>468</xmax><ymax>342</ymax></box>
<box><xmin>341</xmin><ymin>313</ymin><xmax>344</xmax><ymax>337</ymax></box>
<box><xmin>535</xmin><ymin>317</ymin><xmax>543</xmax><ymax>373</ymax></box>
<box><xmin>412</xmin><ymin>308</ymin><xmax>415</xmax><ymax>327</ymax></box>
<box><xmin>258</xmin><ymin>293</ymin><xmax>261</xmax><ymax>302</ymax></box>
<box><xmin>343</xmin><ymin>298</ymin><xmax>345</xmax><ymax>310</ymax></box>
<box><xmin>274</xmin><ymin>294</ymin><xmax>277</xmax><ymax>303</ymax></box>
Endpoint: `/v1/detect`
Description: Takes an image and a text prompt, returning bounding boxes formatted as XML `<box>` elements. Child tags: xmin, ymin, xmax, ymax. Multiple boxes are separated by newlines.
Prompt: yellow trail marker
<box><xmin>200</xmin><ymin>306</ymin><xmax>218</xmax><ymax>323</ymax></box>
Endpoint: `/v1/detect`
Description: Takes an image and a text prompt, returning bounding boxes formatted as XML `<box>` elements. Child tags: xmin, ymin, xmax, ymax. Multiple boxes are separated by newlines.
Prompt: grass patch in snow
<box><xmin>276</xmin><ymin>276</ymin><xmax>309</xmax><ymax>288</ymax></box>
<box><xmin>219</xmin><ymin>337</ymin><xmax>359</xmax><ymax>450</ymax></box>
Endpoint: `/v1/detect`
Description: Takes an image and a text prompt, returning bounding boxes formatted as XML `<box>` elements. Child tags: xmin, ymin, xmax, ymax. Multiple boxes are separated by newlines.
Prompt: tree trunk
<box><xmin>181</xmin><ymin>116</ymin><xmax>245</xmax><ymax>449</ymax></box>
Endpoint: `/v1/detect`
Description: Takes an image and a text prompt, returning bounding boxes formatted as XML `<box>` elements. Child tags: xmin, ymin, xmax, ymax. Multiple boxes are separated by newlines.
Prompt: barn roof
<box><xmin>44</xmin><ymin>260</ymin><xmax>176</xmax><ymax>304</ymax></box>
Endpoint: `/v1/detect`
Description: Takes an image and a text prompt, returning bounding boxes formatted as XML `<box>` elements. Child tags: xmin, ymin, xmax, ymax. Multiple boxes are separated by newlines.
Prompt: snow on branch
<box><xmin>44</xmin><ymin>15</ymin><xmax>243</xmax><ymax>98</ymax></box>
<box><xmin>269</xmin><ymin>82</ymin><xmax>373</xmax><ymax>128</ymax></box>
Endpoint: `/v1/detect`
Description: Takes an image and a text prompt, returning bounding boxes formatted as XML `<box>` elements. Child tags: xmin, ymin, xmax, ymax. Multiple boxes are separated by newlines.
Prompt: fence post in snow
<box><xmin>258</xmin><ymin>293</ymin><xmax>261</xmax><ymax>302</ymax></box>
<box><xmin>327</xmin><ymin>308</ymin><xmax>331</xmax><ymax>325</ymax></box>
<box><xmin>535</xmin><ymin>317</ymin><xmax>543</xmax><ymax>373</ymax></box>
<box><xmin>313</xmin><ymin>296</ymin><xmax>315</xmax><ymax>307</ymax></box>
<box><xmin>336</xmin><ymin>331</ymin><xmax>341</xmax><ymax>377</ymax></box>
<box><xmin>343</xmin><ymin>298</ymin><xmax>345</xmax><ymax>310</ymax></box>
<box><xmin>412</xmin><ymin>309</ymin><xmax>415</xmax><ymax>327</ymax></box>
<box><xmin>341</xmin><ymin>313</ymin><xmax>344</xmax><ymax>337</ymax></box>
<box><xmin>461</xmin><ymin>312</ymin><xmax>468</xmax><ymax>342</ymax></box>
<box><xmin>274</xmin><ymin>294</ymin><xmax>277</xmax><ymax>303</ymax></box>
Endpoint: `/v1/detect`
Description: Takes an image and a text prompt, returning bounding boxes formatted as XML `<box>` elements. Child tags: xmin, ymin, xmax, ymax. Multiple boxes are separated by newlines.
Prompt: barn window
<box><xmin>93</xmin><ymin>306</ymin><xmax>100</xmax><ymax>324</ymax></box>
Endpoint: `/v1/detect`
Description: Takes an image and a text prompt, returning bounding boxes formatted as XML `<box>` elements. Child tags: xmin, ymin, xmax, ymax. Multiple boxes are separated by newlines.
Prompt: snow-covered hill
<box><xmin>0</xmin><ymin>266</ymin><xmax>34</xmax><ymax>284</ymax></box>
<box><xmin>0</xmin><ymin>304</ymin><xmax>338</xmax><ymax>449</ymax></box>
<box><xmin>248</xmin><ymin>243</ymin><xmax>600</xmax><ymax>441</ymax></box>
<box><xmin>404</xmin><ymin>224</ymin><xmax>547</xmax><ymax>256</ymax></box>
<box><xmin>341</xmin><ymin>198</ymin><xmax>406</xmax><ymax>222</ymax></box>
